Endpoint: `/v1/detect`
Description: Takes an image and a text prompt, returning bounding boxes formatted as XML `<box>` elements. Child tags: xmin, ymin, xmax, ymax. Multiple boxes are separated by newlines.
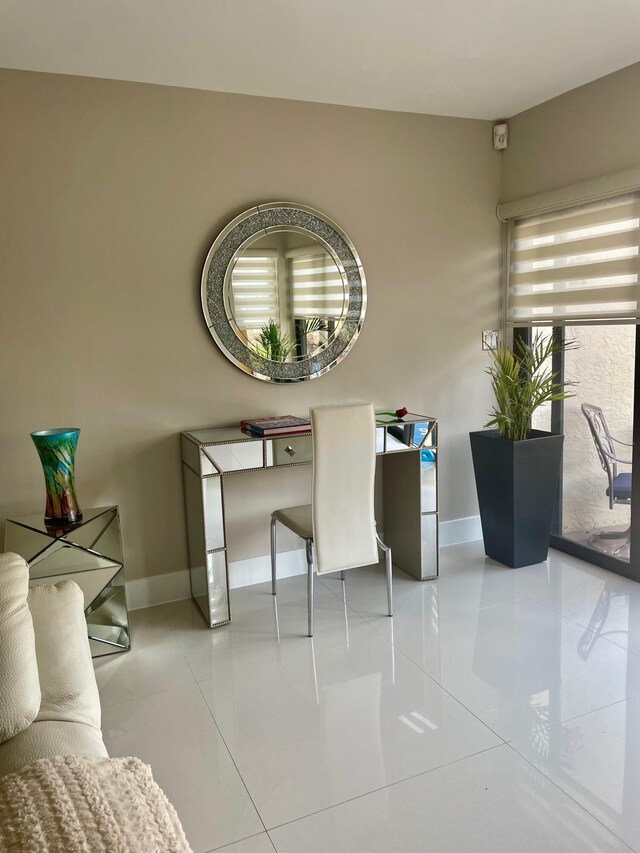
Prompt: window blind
<box><xmin>230</xmin><ymin>249</ymin><xmax>278</xmax><ymax>330</ymax></box>
<box><xmin>289</xmin><ymin>251</ymin><xmax>345</xmax><ymax>319</ymax></box>
<box><xmin>507</xmin><ymin>194</ymin><xmax>640</xmax><ymax>326</ymax></box>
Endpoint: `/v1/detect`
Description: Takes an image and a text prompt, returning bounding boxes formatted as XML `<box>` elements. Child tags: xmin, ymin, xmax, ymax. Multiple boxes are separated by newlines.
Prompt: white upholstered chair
<box><xmin>270</xmin><ymin>402</ymin><xmax>393</xmax><ymax>637</ymax></box>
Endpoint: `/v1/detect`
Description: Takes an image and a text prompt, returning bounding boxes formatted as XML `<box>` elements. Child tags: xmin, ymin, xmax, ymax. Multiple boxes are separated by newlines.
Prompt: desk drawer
<box><xmin>269</xmin><ymin>435</ymin><xmax>313</xmax><ymax>466</ymax></box>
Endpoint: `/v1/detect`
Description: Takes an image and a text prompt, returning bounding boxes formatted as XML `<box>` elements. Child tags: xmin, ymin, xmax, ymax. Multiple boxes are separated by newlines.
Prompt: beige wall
<box><xmin>502</xmin><ymin>62</ymin><xmax>640</xmax><ymax>544</ymax></box>
<box><xmin>0</xmin><ymin>69</ymin><xmax>501</xmax><ymax>581</ymax></box>
<box><xmin>501</xmin><ymin>62</ymin><xmax>640</xmax><ymax>202</ymax></box>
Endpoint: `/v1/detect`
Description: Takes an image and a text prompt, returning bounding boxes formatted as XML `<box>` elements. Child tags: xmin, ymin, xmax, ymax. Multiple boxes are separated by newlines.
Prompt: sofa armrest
<box><xmin>28</xmin><ymin>580</ymin><xmax>102</xmax><ymax>730</ymax></box>
<box><xmin>0</xmin><ymin>721</ymin><xmax>108</xmax><ymax>779</ymax></box>
<box><xmin>0</xmin><ymin>553</ymin><xmax>41</xmax><ymax>743</ymax></box>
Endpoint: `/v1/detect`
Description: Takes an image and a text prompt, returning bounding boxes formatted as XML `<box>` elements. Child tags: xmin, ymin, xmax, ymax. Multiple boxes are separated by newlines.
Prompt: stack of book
<box><xmin>241</xmin><ymin>416</ymin><xmax>311</xmax><ymax>438</ymax></box>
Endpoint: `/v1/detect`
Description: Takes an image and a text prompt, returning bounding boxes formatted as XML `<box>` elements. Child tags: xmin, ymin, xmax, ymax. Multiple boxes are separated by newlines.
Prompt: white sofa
<box><xmin>0</xmin><ymin>551</ymin><xmax>107</xmax><ymax>778</ymax></box>
<box><xmin>0</xmin><ymin>551</ymin><xmax>194</xmax><ymax>851</ymax></box>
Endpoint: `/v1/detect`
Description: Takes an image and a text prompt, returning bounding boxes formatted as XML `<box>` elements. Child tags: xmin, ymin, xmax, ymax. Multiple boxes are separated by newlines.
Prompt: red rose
<box><xmin>395</xmin><ymin>407</ymin><xmax>408</xmax><ymax>419</ymax></box>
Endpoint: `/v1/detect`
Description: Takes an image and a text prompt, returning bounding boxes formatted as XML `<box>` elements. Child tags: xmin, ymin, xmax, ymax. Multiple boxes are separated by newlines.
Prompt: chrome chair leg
<box><xmin>385</xmin><ymin>546</ymin><xmax>393</xmax><ymax>617</ymax></box>
<box><xmin>376</xmin><ymin>533</ymin><xmax>393</xmax><ymax>617</ymax></box>
<box><xmin>306</xmin><ymin>539</ymin><xmax>314</xmax><ymax>637</ymax></box>
<box><xmin>270</xmin><ymin>516</ymin><xmax>277</xmax><ymax>596</ymax></box>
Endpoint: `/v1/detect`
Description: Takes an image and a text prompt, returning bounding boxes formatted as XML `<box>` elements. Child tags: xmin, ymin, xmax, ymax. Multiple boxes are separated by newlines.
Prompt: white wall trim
<box><xmin>228</xmin><ymin>548</ymin><xmax>308</xmax><ymax>589</ymax></box>
<box><xmin>439</xmin><ymin>514</ymin><xmax>482</xmax><ymax>547</ymax></box>
<box><xmin>127</xmin><ymin>568</ymin><xmax>190</xmax><ymax>611</ymax></box>
<box><xmin>126</xmin><ymin>515</ymin><xmax>483</xmax><ymax>609</ymax></box>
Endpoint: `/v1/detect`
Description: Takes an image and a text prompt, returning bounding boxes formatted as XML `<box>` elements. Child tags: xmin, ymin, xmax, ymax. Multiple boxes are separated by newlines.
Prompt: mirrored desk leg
<box><xmin>182</xmin><ymin>462</ymin><xmax>231</xmax><ymax>627</ymax></box>
<box><xmin>382</xmin><ymin>451</ymin><xmax>439</xmax><ymax>580</ymax></box>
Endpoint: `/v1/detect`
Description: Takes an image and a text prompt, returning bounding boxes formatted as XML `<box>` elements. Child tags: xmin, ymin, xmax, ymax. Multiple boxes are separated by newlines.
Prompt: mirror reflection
<box><xmin>225</xmin><ymin>231</ymin><xmax>347</xmax><ymax>362</ymax></box>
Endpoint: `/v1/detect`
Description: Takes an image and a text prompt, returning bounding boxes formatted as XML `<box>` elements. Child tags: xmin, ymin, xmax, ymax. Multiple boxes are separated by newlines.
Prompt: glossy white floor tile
<box><xmin>102</xmin><ymin>681</ymin><xmax>263</xmax><ymax>853</ymax></box>
<box><xmin>530</xmin><ymin>572</ymin><xmax>640</xmax><ymax>657</ymax></box>
<box><xmin>213</xmin><ymin>833</ymin><xmax>275</xmax><ymax>853</ymax></box>
<box><xmin>199</xmin><ymin>629</ymin><xmax>500</xmax><ymax>828</ymax></box>
<box><xmin>93</xmin><ymin>544</ymin><xmax>640</xmax><ymax>852</ymax></box>
<box><xmin>511</xmin><ymin>695</ymin><xmax>640</xmax><ymax>852</ymax></box>
<box><xmin>269</xmin><ymin>745</ymin><xmax>632</xmax><ymax>853</ymax></box>
<box><xmin>321</xmin><ymin>558</ymin><xmax>526</xmax><ymax>628</ymax></box>
<box><xmin>330</xmin><ymin>553</ymin><xmax>640</xmax><ymax>742</ymax></box>
<box><xmin>441</xmin><ymin>540</ymin><xmax>615</xmax><ymax>598</ymax></box>
<box><xmin>94</xmin><ymin>605</ymin><xmax>194</xmax><ymax>707</ymax></box>
<box><xmin>163</xmin><ymin>575</ymin><xmax>380</xmax><ymax>683</ymax></box>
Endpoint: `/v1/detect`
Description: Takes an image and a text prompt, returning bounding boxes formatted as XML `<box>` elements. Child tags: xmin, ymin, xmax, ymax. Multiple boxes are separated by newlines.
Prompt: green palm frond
<box><xmin>303</xmin><ymin>317</ymin><xmax>329</xmax><ymax>335</ymax></box>
<box><xmin>253</xmin><ymin>319</ymin><xmax>293</xmax><ymax>362</ymax></box>
<box><xmin>485</xmin><ymin>332</ymin><xmax>577</xmax><ymax>441</ymax></box>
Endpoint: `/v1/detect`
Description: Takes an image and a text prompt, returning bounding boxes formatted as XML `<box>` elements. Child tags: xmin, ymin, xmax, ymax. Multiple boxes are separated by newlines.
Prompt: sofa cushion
<box><xmin>0</xmin><ymin>553</ymin><xmax>41</xmax><ymax>743</ymax></box>
<box><xmin>28</xmin><ymin>580</ymin><xmax>102</xmax><ymax>730</ymax></box>
<box><xmin>0</xmin><ymin>721</ymin><xmax>108</xmax><ymax>779</ymax></box>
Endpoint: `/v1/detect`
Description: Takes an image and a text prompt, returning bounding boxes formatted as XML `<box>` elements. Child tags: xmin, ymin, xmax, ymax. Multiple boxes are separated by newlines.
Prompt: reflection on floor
<box><xmin>564</xmin><ymin>525</ymin><xmax>630</xmax><ymax>560</ymax></box>
<box><xmin>95</xmin><ymin>542</ymin><xmax>640</xmax><ymax>852</ymax></box>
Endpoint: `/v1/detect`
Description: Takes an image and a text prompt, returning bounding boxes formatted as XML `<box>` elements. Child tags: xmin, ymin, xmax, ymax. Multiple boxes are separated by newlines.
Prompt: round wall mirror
<box><xmin>201</xmin><ymin>203</ymin><xmax>366</xmax><ymax>382</ymax></box>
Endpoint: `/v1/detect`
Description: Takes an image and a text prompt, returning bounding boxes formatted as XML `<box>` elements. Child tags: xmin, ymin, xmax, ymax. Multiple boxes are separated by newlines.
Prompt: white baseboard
<box><xmin>126</xmin><ymin>515</ymin><xmax>482</xmax><ymax>610</ymax></box>
<box><xmin>126</xmin><ymin>568</ymin><xmax>190</xmax><ymax>611</ymax></box>
<box><xmin>228</xmin><ymin>548</ymin><xmax>308</xmax><ymax>589</ymax></box>
<box><xmin>126</xmin><ymin>553</ymin><xmax>306</xmax><ymax>610</ymax></box>
<box><xmin>439</xmin><ymin>515</ymin><xmax>482</xmax><ymax>547</ymax></box>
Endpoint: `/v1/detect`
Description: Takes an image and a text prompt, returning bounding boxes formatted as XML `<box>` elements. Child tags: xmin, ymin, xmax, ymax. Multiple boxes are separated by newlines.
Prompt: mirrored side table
<box><xmin>5</xmin><ymin>505</ymin><xmax>130</xmax><ymax>657</ymax></box>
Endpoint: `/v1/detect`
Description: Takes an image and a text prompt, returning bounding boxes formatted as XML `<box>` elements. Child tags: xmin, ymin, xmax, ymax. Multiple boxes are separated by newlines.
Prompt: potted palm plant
<box><xmin>469</xmin><ymin>333</ymin><xmax>576</xmax><ymax>568</ymax></box>
<box><xmin>253</xmin><ymin>320</ymin><xmax>293</xmax><ymax>362</ymax></box>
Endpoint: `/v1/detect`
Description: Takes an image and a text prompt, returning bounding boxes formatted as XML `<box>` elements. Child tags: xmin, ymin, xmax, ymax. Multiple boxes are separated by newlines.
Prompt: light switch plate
<box><xmin>482</xmin><ymin>330</ymin><xmax>499</xmax><ymax>350</ymax></box>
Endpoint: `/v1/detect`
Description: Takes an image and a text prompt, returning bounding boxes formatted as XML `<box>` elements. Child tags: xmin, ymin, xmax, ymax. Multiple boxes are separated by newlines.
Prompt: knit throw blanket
<box><xmin>0</xmin><ymin>755</ymin><xmax>192</xmax><ymax>852</ymax></box>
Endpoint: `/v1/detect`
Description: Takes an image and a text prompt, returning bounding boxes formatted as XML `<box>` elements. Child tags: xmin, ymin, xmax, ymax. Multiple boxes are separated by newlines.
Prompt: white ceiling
<box><xmin>1</xmin><ymin>0</ymin><xmax>639</xmax><ymax>119</ymax></box>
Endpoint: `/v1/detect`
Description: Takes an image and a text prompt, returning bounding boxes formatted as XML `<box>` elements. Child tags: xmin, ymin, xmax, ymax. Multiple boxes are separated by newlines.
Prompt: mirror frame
<box><xmin>201</xmin><ymin>202</ymin><xmax>367</xmax><ymax>382</ymax></box>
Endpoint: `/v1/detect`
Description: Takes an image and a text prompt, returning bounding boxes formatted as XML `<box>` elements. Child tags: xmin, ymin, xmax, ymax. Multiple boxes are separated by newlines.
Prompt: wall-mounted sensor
<box><xmin>493</xmin><ymin>123</ymin><xmax>508</xmax><ymax>150</ymax></box>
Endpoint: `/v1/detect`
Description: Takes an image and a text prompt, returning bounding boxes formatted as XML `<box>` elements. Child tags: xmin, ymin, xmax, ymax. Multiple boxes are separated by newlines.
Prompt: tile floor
<box><xmin>95</xmin><ymin>542</ymin><xmax>640</xmax><ymax>852</ymax></box>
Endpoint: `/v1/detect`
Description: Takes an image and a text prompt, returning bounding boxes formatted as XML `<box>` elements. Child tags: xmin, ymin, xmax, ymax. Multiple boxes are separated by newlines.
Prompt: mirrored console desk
<box><xmin>181</xmin><ymin>413</ymin><xmax>439</xmax><ymax>627</ymax></box>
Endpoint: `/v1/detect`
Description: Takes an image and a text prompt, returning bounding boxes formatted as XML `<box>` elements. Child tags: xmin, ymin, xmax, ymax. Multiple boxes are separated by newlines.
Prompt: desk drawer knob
<box><xmin>284</xmin><ymin>445</ymin><xmax>296</xmax><ymax>457</ymax></box>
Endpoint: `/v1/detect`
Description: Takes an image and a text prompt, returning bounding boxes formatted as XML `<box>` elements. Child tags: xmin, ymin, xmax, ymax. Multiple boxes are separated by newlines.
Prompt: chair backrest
<box><xmin>581</xmin><ymin>403</ymin><xmax>617</xmax><ymax>484</ymax></box>
<box><xmin>311</xmin><ymin>402</ymin><xmax>379</xmax><ymax>575</ymax></box>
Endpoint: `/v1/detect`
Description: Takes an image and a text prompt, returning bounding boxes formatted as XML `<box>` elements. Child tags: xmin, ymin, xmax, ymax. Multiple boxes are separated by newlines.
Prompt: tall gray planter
<box><xmin>469</xmin><ymin>429</ymin><xmax>564</xmax><ymax>568</ymax></box>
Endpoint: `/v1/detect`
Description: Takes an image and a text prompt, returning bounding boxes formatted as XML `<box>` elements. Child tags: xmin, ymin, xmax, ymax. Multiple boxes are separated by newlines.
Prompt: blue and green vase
<box><xmin>30</xmin><ymin>428</ymin><xmax>82</xmax><ymax>527</ymax></box>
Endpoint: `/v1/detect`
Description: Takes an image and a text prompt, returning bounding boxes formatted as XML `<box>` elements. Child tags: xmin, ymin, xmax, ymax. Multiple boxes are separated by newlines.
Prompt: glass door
<box><xmin>529</xmin><ymin>325</ymin><xmax>637</xmax><ymax>579</ymax></box>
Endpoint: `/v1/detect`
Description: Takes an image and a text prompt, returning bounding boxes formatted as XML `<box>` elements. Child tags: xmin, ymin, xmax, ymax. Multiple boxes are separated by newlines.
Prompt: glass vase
<box><xmin>30</xmin><ymin>428</ymin><xmax>83</xmax><ymax>527</ymax></box>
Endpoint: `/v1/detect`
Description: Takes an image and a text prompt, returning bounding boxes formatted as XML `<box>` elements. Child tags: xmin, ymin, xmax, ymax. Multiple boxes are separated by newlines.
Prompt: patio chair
<box><xmin>581</xmin><ymin>403</ymin><xmax>632</xmax><ymax>553</ymax></box>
